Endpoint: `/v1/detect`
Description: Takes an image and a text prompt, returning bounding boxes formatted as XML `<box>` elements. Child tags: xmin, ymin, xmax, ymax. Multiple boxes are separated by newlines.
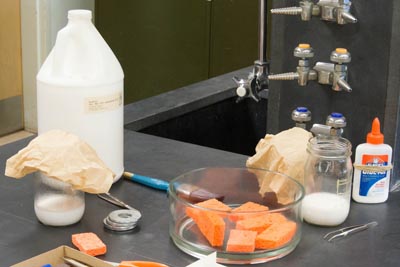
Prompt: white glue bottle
<box><xmin>352</xmin><ymin>117</ymin><xmax>392</xmax><ymax>203</ymax></box>
<box><xmin>37</xmin><ymin>10</ymin><xmax>124</xmax><ymax>182</ymax></box>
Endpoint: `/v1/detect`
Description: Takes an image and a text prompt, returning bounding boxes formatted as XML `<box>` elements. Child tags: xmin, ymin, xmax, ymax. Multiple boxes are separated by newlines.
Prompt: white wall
<box><xmin>20</xmin><ymin>0</ymin><xmax>95</xmax><ymax>133</ymax></box>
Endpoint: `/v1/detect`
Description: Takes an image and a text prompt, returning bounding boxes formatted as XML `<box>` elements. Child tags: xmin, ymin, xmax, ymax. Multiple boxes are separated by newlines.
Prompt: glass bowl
<box><xmin>168</xmin><ymin>167</ymin><xmax>304</xmax><ymax>264</ymax></box>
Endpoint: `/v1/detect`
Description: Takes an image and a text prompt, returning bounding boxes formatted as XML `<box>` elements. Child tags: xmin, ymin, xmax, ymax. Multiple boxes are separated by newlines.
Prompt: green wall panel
<box><xmin>96</xmin><ymin>0</ymin><xmax>211</xmax><ymax>104</ymax></box>
<box><xmin>95</xmin><ymin>0</ymin><xmax>257</xmax><ymax>104</ymax></box>
<box><xmin>209</xmin><ymin>0</ymin><xmax>258</xmax><ymax>77</ymax></box>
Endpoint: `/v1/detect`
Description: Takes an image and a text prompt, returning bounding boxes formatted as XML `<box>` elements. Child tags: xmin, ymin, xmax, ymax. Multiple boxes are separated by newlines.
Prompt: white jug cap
<box><xmin>68</xmin><ymin>10</ymin><xmax>92</xmax><ymax>20</ymax></box>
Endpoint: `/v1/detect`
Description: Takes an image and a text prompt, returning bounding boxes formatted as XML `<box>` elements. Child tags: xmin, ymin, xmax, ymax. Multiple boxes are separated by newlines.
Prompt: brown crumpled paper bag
<box><xmin>5</xmin><ymin>129</ymin><xmax>114</xmax><ymax>193</ymax></box>
<box><xmin>246</xmin><ymin>127</ymin><xmax>312</xmax><ymax>204</ymax></box>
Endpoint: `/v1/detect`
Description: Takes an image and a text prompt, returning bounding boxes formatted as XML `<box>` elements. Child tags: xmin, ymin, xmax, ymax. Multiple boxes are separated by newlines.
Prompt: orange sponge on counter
<box><xmin>72</xmin><ymin>232</ymin><xmax>107</xmax><ymax>256</ymax></box>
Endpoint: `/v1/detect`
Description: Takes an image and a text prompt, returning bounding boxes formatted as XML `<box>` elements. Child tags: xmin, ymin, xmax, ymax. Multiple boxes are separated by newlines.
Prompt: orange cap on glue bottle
<box><xmin>367</xmin><ymin>117</ymin><xmax>384</xmax><ymax>144</ymax></box>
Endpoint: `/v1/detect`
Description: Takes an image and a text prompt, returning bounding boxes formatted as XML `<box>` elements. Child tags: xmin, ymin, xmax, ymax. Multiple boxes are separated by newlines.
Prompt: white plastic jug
<box><xmin>37</xmin><ymin>10</ymin><xmax>124</xmax><ymax>182</ymax></box>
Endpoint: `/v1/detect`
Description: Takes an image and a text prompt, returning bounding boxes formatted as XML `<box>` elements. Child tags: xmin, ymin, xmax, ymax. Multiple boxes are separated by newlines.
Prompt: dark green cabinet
<box><xmin>95</xmin><ymin>0</ymin><xmax>258</xmax><ymax>104</ymax></box>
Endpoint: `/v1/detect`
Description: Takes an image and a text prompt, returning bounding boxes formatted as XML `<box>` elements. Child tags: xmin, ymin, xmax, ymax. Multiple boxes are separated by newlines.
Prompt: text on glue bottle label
<box><xmin>359</xmin><ymin>154</ymin><xmax>388</xmax><ymax>196</ymax></box>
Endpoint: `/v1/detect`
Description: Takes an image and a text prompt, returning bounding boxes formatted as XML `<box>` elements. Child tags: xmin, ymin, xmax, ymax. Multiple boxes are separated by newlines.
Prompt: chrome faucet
<box><xmin>233</xmin><ymin>0</ymin><xmax>269</xmax><ymax>102</ymax></box>
<box><xmin>311</xmin><ymin>112</ymin><xmax>347</xmax><ymax>136</ymax></box>
<box><xmin>269</xmin><ymin>44</ymin><xmax>353</xmax><ymax>92</ymax></box>
<box><xmin>271</xmin><ymin>0</ymin><xmax>357</xmax><ymax>25</ymax></box>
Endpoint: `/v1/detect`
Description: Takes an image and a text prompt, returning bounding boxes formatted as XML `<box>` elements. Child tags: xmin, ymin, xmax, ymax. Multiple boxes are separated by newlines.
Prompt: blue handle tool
<box><xmin>123</xmin><ymin>171</ymin><xmax>169</xmax><ymax>191</ymax></box>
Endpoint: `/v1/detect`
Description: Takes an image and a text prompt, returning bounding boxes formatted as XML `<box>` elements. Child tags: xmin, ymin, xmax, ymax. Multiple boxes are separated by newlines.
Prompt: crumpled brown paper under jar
<box><xmin>246</xmin><ymin>127</ymin><xmax>312</xmax><ymax>204</ymax></box>
<box><xmin>5</xmin><ymin>129</ymin><xmax>114</xmax><ymax>194</ymax></box>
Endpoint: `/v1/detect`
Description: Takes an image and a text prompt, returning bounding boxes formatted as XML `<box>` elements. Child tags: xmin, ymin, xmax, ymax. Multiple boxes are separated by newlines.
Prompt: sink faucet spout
<box><xmin>234</xmin><ymin>0</ymin><xmax>269</xmax><ymax>101</ymax></box>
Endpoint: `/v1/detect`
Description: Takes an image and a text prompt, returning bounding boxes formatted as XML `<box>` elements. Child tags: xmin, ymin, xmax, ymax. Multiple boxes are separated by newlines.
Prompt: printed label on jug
<box><xmin>84</xmin><ymin>91</ymin><xmax>122</xmax><ymax>113</ymax></box>
<box><xmin>359</xmin><ymin>154</ymin><xmax>388</xmax><ymax>196</ymax></box>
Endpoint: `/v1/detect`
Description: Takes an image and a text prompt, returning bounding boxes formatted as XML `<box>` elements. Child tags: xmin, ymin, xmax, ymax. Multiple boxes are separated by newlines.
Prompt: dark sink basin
<box><xmin>126</xmin><ymin>97</ymin><xmax>267</xmax><ymax>156</ymax></box>
<box><xmin>124</xmin><ymin>67</ymin><xmax>267</xmax><ymax>156</ymax></box>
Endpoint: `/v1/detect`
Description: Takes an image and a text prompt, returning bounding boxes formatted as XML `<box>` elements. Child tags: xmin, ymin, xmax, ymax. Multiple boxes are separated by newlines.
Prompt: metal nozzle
<box><xmin>270</xmin><ymin>6</ymin><xmax>303</xmax><ymax>15</ymax></box>
<box><xmin>341</xmin><ymin>11</ymin><xmax>358</xmax><ymax>23</ymax></box>
<box><xmin>337</xmin><ymin>78</ymin><xmax>352</xmax><ymax>92</ymax></box>
<box><xmin>268</xmin><ymin>72</ymin><xmax>299</xmax><ymax>81</ymax></box>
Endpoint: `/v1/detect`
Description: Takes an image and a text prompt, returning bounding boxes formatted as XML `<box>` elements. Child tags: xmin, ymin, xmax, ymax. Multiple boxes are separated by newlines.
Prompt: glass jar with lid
<box><xmin>302</xmin><ymin>136</ymin><xmax>352</xmax><ymax>226</ymax></box>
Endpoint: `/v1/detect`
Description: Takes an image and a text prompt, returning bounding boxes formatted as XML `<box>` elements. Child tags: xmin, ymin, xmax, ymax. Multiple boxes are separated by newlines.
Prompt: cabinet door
<box><xmin>0</xmin><ymin>0</ymin><xmax>23</xmax><ymax>136</ymax></box>
<box><xmin>95</xmin><ymin>0</ymin><xmax>211</xmax><ymax>104</ymax></box>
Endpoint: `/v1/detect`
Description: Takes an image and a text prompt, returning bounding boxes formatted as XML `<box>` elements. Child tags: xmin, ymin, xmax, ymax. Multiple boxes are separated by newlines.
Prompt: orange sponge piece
<box><xmin>186</xmin><ymin>198</ymin><xmax>231</xmax><ymax>247</ymax></box>
<box><xmin>186</xmin><ymin>198</ymin><xmax>231</xmax><ymax>219</ymax></box>
<box><xmin>189</xmin><ymin>210</ymin><xmax>226</xmax><ymax>246</ymax></box>
<box><xmin>229</xmin><ymin>201</ymin><xmax>269</xmax><ymax>222</ymax></box>
<box><xmin>255</xmin><ymin>221</ymin><xmax>297</xmax><ymax>250</ymax></box>
<box><xmin>236</xmin><ymin>213</ymin><xmax>288</xmax><ymax>234</ymax></box>
<box><xmin>72</xmin><ymin>232</ymin><xmax>107</xmax><ymax>256</ymax></box>
<box><xmin>197</xmin><ymin>198</ymin><xmax>232</xmax><ymax>212</ymax></box>
<box><xmin>226</xmin><ymin>229</ymin><xmax>258</xmax><ymax>253</ymax></box>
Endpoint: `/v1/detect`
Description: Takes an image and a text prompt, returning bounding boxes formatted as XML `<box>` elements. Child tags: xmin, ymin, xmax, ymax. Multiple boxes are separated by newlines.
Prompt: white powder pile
<box><xmin>34</xmin><ymin>194</ymin><xmax>85</xmax><ymax>226</ymax></box>
<box><xmin>302</xmin><ymin>192</ymin><xmax>350</xmax><ymax>226</ymax></box>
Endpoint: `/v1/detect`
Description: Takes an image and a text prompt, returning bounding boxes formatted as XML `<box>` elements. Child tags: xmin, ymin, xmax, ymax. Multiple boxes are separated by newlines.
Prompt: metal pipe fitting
<box><xmin>271</xmin><ymin>0</ymin><xmax>357</xmax><ymax>25</ymax></box>
<box><xmin>270</xmin><ymin>45</ymin><xmax>353</xmax><ymax>92</ymax></box>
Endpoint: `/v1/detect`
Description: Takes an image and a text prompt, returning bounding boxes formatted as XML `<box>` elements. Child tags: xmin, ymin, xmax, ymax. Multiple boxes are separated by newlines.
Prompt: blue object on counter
<box><xmin>123</xmin><ymin>172</ymin><xmax>169</xmax><ymax>191</ymax></box>
<box><xmin>41</xmin><ymin>264</ymin><xmax>52</xmax><ymax>267</ymax></box>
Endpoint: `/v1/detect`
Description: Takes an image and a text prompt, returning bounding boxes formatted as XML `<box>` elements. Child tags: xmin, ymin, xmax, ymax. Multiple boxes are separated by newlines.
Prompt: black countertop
<box><xmin>1</xmin><ymin>130</ymin><xmax>400</xmax><ymax>267</ymax></box>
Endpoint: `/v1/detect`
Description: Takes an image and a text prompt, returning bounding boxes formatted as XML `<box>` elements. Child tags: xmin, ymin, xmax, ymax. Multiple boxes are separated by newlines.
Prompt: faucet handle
<box><xmin>330</xmin><ymin>48</ymin><xmax>351</xmax><ymax>64</ymax></box>
<box><xmin>233</xmin><ymin>76</ymin><xmax>248</xmax><ymax>97</ymax></box>
<box><xmin>233</xmin><ymin>76</ymin><xmax>261</xmax><ymax>102</ymax></box>
<box><xmin>326</xmin><ymin>112</ymin><xmax>347</xmax><ymax>128</ymax></box>
<box><xmin>292</xmin><ymin>107</ymin><xmax>312</xmax><ymax>129</ymax></box>
<box><xmin>236</xmin><ymin>84</ymin><xmax>247</xmax><ymax>98</ymax></box>
<box><xmin>324</xmin><ymin>112</ymin><xmax>346</xmax><ymax>136</ymax></box>
<box><xmin>294</xmin><ymin>43</ymin><xmax>314</xmax><ymax>58</ymax></box>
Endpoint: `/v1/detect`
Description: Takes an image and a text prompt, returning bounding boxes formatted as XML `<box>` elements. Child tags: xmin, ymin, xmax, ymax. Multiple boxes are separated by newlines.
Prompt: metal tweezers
<box><xmin>323</xmin><ymin>221</ymin><xmax>378</xmax><ymax>242</ymax></box>
<box><xmin>97</xmin><ymin>192</ymin><xmax>136</xmax><ymax>210</ymax></box>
